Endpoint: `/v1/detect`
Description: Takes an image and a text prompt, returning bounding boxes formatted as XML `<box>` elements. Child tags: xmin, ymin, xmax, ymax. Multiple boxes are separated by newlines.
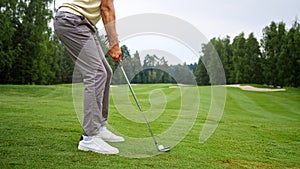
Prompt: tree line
<box><xmin>112</xmin><ymin>47</ymin><xmax>196</xmax><ymax>85</ymax></box>
<box><xmin>0</xmin><ymin>0</ymin><xmax>299</xmax><ymax>87</ymax></box>
<box><xmin>195</xmin><ymin>21</ymin><xmax>300</xmax><ymax>87</ymax></box>
<box><xmin>0</xmin><ymin>0</ymin><xmax>63</xmax><ymax>84</ymax></box>
<box><xmin>0</xmin><ymin>0</ymin><xmax>196</xmax><ymax>85</ymax></box>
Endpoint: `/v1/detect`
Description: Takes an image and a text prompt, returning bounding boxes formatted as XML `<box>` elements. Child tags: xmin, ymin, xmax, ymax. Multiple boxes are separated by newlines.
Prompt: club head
<box><xmin>157</xmin><ymin>145</ymin><xmax>171</xmax><ymax>152</ymax></box>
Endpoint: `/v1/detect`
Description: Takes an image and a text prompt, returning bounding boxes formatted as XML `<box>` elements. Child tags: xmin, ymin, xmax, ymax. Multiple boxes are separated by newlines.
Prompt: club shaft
<box><xmin>119</xmin><ymin>63</ymin><xmax>158</xmax><ymax>146</ymax></box>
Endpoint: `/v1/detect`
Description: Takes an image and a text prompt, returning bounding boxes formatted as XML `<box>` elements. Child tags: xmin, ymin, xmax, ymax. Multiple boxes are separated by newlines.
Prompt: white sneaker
<box><xmin>97</xmin><ymin>127</ymin><xmax>125</xmax><ymax>142</ymax></box>
<box><xmin>78</xmin><ymin>136</ymin><xmax>119</xmax><ymax>154</ymax></box>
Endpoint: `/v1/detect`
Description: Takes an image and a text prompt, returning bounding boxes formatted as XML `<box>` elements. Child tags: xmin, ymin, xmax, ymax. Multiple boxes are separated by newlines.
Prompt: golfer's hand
<box><xmin>109</xmin><ymin>43</ymin><xmax>122</xmax><ymax>62</ymax></box>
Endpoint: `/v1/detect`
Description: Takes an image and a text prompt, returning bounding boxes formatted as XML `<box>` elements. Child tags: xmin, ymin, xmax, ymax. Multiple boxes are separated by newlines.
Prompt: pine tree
<box><xmin>194</xmin><ymin>43</ymin><xmax>213</xmax><ymax>85</ymax></box>
<box><xmin>231</xmin><ymin>33</ymin><xmax>246</xmax><ymax>83</ymax></box>
<box><xmin>131</xmin><ymin>51</ymin><xmax>143</xmax><ymax>83</ymax></box>
<box><xmin>245</xmin><ymin>33</ymin><xmax>262</xmax><ymax>84</ymax></box>
<box><xmin>0</xmin><ymin>0</ymin><xmax>18</xmax><ymax>83</ymax></box>
<box><xmin>261</xmin><ymin>22</ymin><xmax>286</xmax><ymax>87</ymax></box>
<box><xmin>0</xmin><ymin>0</ymin><xmax>54</xmax><ymax>84</ymax></box>
<box><xmin>281</xmin><ymin>20</ymin><xmax>300</xmax><ymax>87</ymax></box>
<box><xmin>209</xmin><ymin>37</ymin><xmax>233</xmax><ymax>84</ymax></box>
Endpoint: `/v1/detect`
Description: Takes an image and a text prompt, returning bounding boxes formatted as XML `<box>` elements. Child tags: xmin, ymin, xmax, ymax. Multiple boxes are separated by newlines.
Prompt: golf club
<box><xmin>118</xmin><ymin>61</ymin><xmax>170</xmax><ymax>152</ymax></box>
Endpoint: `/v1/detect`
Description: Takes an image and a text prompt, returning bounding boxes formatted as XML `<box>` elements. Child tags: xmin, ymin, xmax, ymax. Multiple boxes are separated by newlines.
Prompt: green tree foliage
<box><xmin>111</xmin><ymin>45</ymin><xmax>132</xmax><ymax>84</ymax></box>
<box><xmin>230</xmin><ymin>33</ymin><xmax>262</xmax><ymax>84</ymax></box>
<box><xmin>143</xmin><ymin>54</ymin><xmax>160</xmax><ymax>83</ymax></box>
<box><xmin>245</xmin><ymin>33</ymin><xmax>262</xmax><ymax>84</ymax></box>
<box><xmin>169</xmin><ymin>63</ymin><xmax>195</xmax><ymax>84</ymax></box>
<box><xmin>195</xmin><ymin>42</ymin><xmax>213</xmax><ymax>85</ymax></box>
<box><xmin>231</xmin><ymin>33</ymin><xmax>247</xmax><ymax>83</ymax></box>
<box><xmin>261</xmin><ymin>21</ymin><xmax>300</xmax><ymax>87</ymax></box>
<box><xmin>261</xmin><ymin>22</ymin><xmax>286</xmax><ymax>87</ymax></box>
<box><xmin>0</xmin><ymin>0</ymin><xmax>18</xmax><ymax>83</ymax></box>
<box><xmin>0</xmin><ymin>1</ymin><xmax>299</xmax><ymax>87</ymax></box>
<box><xmin>131</xmin><ymin>51</ymin><xmax>143</xmax><ymax>83</ymax></box>
<box><xmin>111</xmin><ymin>51</ymin><xmax>196</xmax><ymax>85</ymax></box>
<box><xmin>276</xmin><ymin>21</ymin><xmax>300</xmax><ymax>87</ymax></box>
<box><xmin>287</xmin><ymin>21</ymin><xmax>300</xmax><ymax>87</ymax></box>
<box><xmin>194</xmin><ymin>57</ymin><xmax>209</xmax><ymax>85</ymax></box>
<box><xmin>194</xmin><ymin>20</ymin><xmax>299</xmax><ymax>87</ymax></box>
<box><xmin>48</xmin><ymin>35</ymin><xmax>74</xmax><ymax>84</ymax></box>
<box><xmin>0</xmin><ymin>0</ymin><xmax>54</xmax><ymax>84</ymax></box>
<box><xmin>156</xmin><ymin>57</ymin><xmax>172</xmax><ymax>83</ymax></box>
<box><xmin>209</xmin><ymin>37</ymin><xmax>233</xmax><ymax>83</ymax></box>
<box><xmin>195</xmin><ymin>39</ymin><xmax>227</xmax><ymax>85</ymax></box>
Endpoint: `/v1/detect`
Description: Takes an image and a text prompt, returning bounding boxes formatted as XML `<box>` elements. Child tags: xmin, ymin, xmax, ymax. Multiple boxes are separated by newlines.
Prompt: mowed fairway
<box><xmin>0</xmin><ymin>84</ymin><xmax>299</xmax><ymax>168</ymax></box>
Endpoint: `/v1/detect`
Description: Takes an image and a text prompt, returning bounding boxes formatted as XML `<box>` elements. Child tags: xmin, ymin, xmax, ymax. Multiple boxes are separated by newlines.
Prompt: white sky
<box><xmin>114</xmin><ymin>0</ymin><xmax>300</xmax><ymax>40</ymax></box>
<box><xmin>53</xmin><ymin>0</ymin><xmax>300</xmax><ymax>64</ymax></box>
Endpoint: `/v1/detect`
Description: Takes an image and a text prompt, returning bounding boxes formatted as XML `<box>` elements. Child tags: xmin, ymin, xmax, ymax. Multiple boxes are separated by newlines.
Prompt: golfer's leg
<box><xmin>94</xmin><ymin>34</ymin><xmax>113</xmax><ymax>127</ymax></box>
<box><xmin>79</xmin><ymin>35</ymin><xmax>108</xmax><ymax>136</ymax></box>
<box><xmin>54</xmin><ymin>12</ymin><xmax>103</xmax><ymax>136</ymax></box>
<box><xmin>100</xmin><ymin>56</ymin><xmax>112</xmax><ymax>126</ymax></box>
<box><xmin>76</xmin><ymin>37</ymin><xmax>120</xmax><ymax>152</ymax></box>
<box><xmin>55</xmin><ymin>14</ymin><xmax>106</xmax><ymax>136</ymax></box>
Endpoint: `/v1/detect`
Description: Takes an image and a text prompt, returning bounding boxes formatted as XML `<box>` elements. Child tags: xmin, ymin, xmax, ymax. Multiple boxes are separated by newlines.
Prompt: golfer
<box><xmin>54</xmin><ymin>0</ymin><xmax>124</xmax><ymax>154</ymax></box>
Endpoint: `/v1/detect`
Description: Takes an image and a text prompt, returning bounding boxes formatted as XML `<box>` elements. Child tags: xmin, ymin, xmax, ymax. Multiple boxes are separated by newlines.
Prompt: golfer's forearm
<box><xmin>101</xmin><ymin>0</ymin><xmax>118</xmax><ymax>47</ymax></box>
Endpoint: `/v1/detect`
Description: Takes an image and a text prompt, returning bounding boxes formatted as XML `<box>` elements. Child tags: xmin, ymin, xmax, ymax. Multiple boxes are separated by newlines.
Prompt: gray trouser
<box><xmin>54</xmin><ymin>11</ymin><xmax>112</xmax><ymax>136</ymax></box>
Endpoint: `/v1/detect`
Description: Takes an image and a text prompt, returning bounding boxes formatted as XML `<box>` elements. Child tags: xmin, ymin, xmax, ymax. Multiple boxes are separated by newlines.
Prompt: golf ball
<box><xmin>158</xmin><ymin>145</ymin><xmax>164</xmax><ymax>149</ymax></box>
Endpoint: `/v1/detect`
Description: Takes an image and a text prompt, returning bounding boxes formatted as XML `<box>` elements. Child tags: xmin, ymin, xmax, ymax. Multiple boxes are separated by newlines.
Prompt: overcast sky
<box><xmin>114</xmin><ymin>0</ymin><xmax>300</xmax><ymax>39</ymax></box>
<box><xmin>115</xmin><ymin>0</ymin><xmax>300</xmax><ymax>64</ymax></box>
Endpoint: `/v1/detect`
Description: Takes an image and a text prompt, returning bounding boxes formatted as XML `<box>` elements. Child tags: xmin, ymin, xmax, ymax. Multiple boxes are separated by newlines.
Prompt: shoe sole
<box><xmin>78</xmin><ymin>144</ymin><xmax>119</xmax><ymax>155</ymax></box>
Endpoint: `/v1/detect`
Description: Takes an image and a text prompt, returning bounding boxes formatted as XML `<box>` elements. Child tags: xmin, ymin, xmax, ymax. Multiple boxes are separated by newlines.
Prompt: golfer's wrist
<box><xmin>109</xmin><ymin>41</ymin><xmax>119</xmax><ymax>49</ymax></box>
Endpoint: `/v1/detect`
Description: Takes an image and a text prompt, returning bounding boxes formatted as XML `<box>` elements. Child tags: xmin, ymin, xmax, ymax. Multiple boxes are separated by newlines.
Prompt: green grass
<box><xmin>0</xmin><ymin>84</ymin><xmax>299</xmax><ymax>168</ymax></box>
